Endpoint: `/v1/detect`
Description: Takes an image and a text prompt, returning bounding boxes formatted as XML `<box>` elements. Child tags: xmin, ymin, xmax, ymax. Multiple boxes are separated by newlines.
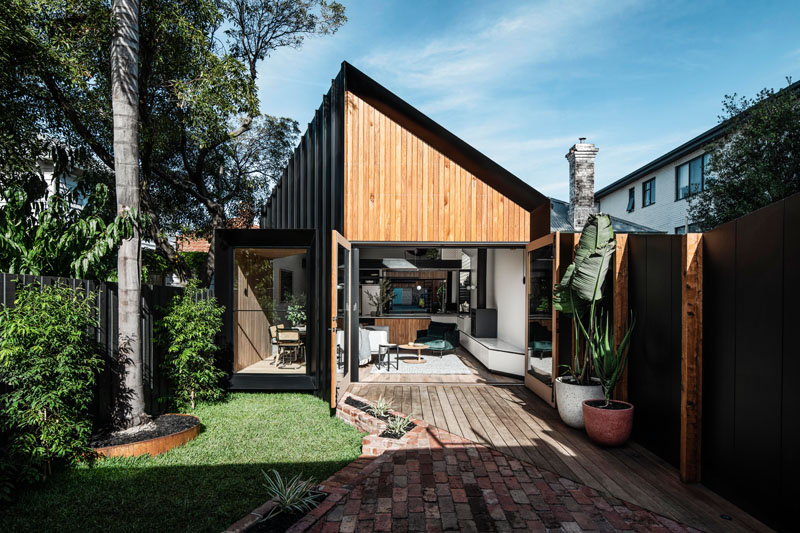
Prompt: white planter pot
<box><xmin>555</xmin><ymin>377</ymin><xmax>603</xmax><ymax>429</ymax></box>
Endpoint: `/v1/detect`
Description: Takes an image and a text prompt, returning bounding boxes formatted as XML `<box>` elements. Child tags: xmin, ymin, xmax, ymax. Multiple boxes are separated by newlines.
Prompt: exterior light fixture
<box><xmin>416</xmin><ymin>284</ymin><xmax>422</xmax><ymax>291</ymax></box>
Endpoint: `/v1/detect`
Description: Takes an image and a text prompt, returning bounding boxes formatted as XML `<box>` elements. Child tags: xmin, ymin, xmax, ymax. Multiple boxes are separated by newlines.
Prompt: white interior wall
<box><xmin>492</xmin><ymin>248</ymin><xmax>525</xmax><ymax>349</ymax></box>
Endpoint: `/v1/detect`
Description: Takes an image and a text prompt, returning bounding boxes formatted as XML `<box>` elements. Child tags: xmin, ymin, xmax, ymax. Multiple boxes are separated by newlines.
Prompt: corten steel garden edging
<box><xmin>92</xmin><ymin>414</ymin><xmax>201</xmax><ymax>458</ymax></box>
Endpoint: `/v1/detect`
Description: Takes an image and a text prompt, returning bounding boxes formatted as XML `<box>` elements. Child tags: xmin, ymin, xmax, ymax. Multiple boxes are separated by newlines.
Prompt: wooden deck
<box><xmin>348</xmin><ymin>382</ymin><xmax>769</xmax><ymax>533</ymax></box>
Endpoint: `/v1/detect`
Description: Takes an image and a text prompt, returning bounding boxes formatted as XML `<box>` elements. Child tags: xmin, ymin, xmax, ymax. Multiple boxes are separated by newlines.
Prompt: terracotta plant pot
<box><xmin>582</xmin><ymin>400</ymin><xmax>634</xmax><ymax>446</ymax></box>
<box><xmin>555</xmin><ymin>376</ymin><xmax>603</xmax><ymax>429</ymax></box>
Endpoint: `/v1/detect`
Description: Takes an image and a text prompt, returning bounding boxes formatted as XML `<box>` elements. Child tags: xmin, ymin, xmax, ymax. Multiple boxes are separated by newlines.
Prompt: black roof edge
<box><xmin>596</xmin><ymin>78</ymin><xmax>800</xmax><ymax>198</ymax></box>
<box><xmin>595</xmin><ymin>121</ymin><xmax>729</xmax><ymax>198</ymax></box>
<box><xmin>340</xmin><ymin>61</ymin><xmax>548</xmax><ymax>212</ymax></box>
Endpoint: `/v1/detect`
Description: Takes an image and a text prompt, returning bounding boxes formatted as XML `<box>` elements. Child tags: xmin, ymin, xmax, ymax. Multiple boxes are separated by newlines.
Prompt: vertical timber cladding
<box><xmin>343</xmin><ymin>92</ymin><xmax>531</xmax><ymax>242</ymax></box>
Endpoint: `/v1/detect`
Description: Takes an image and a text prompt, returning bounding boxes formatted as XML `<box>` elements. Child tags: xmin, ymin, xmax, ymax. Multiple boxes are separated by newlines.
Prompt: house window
<box><xmin>674</xmin><ymin>223</ymin><xmax>702</xmax><ymax>235</ymax></box>
<box><xmin>642</xmin><ymin>178</ymin><xmax>656</xmax><ymax>207</ymax></box>
<box><xmin>676</xmin><ymin>153</ymin><xmax>712</xmax><ymax>200</ymax></box>
<box><xmin>626</xmin><ymin>187</ymin><xmax>635</xmax><ymax>212</ymax></box>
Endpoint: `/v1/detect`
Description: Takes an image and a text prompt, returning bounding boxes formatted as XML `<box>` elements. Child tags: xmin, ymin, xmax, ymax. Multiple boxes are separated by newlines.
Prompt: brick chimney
<box><xmin>566</xmin><ymin>137</ymin><xmax>598</xmax><ymax>231</ymax></box>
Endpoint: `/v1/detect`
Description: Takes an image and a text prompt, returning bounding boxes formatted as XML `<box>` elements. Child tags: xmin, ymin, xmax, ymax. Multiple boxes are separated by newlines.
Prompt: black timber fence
<box><xmin>626</xmin><ymin>234</ymin><xmax>683</xmax><ymax>469</ymax></box>
<box><xmin>701</xmin><ymin>192</ymin><xmax>799</xmax><ymax>532</ymax></box>
<box><xmin>0</xmin><ymin>274</ymin><xmax>212</xmax><ymax>429</ymax></box>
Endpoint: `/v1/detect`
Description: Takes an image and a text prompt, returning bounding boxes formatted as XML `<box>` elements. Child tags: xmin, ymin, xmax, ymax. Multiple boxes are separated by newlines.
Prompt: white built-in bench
<box><xmin>459</xmin><ymin>330</ymin><xmax>525</xmax><ymax>377</ymax></box>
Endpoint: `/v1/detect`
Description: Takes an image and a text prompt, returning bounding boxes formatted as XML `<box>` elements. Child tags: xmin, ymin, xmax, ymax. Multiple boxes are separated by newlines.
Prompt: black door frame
<box><xmin>215</xmin><ymin>228</ymin><xmax>318</xmax><ymax>391</ymax></box>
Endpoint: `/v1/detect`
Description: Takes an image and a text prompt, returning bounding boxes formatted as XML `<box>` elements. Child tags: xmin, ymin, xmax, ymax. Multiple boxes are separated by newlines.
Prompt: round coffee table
<box><xmin>398</xmin><ymin>343</ymin><xmax>428</xmax><ymax>364</ymax></box>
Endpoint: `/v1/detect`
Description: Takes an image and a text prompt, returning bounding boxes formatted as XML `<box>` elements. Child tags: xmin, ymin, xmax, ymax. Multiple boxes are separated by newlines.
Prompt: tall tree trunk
<box><xmin>112</xmin><ymin>0</ymin><xmax>146</xmax><ymax>427</ymax></box>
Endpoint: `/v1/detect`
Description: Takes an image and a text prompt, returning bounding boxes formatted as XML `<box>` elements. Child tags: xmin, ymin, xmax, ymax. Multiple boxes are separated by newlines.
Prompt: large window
<box><xmin>642</xmin><ymin>178</ymin><xmax>656</xmax><ymax>207</ymax></box>
<box><xmin>674</xmin><ymin>223</ymin><xmax>702</xmax><ymax>235</ymax></box>
<box><xmin>233</xmin><ymin>248</ymin><xmax>308</xmax><ymax>375</ymax></box>
<box><xmin>676</xmin><ymin>153</ymin><xmax>712</xmax><ymax>200</ymax></box>
<box><xmin>626</xmin><ymin>187</ymin><xmax>635</xmax><ymax>212</ymax></box>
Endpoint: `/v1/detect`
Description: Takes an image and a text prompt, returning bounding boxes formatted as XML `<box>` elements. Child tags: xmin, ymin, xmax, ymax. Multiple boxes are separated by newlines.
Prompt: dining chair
<box><xmin>276</xmin><ymin>328</ymin><xmax>302</xmax><ymax>367</ymax></box>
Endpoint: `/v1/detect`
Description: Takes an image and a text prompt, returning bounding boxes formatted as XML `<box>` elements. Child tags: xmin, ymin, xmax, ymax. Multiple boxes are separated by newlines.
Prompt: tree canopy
<box><xmin>689</xmin><ymin>78</ymin><xmax>800</xmax><ymax>230</ymax></box>
<box><xmin>0</xmin><ymin>0</ymin><xmax>345</xmax><ymax>281</ymax></box>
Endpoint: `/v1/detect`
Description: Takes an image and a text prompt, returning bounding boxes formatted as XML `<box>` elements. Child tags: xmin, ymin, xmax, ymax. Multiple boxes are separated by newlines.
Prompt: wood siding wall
<box><xmin>233</xmin><ymin>263</ymin><xmax>273</xmax><ymax>372</ymax></box>
<box><xmin>344</xmin><ymin>92</ymin><xmax>531</xmax><ymax>243</ymax></box>
<box><xmin>374</xmin><ymin>317</ymin><xmax>432</xmax><ymax>345</ymax></box>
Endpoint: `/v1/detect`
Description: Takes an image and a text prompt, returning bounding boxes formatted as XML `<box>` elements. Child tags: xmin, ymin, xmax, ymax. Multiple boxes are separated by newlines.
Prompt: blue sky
<box><xmin>256</xmin><ymin>0</ymin><xmax>800</xmax><ymax>200</ymax></box>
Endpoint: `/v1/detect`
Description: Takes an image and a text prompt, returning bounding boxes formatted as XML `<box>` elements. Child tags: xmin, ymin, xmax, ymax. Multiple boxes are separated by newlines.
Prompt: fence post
<box><xmin>680</xmin><ymin>233</ymin><xmax>703</xmax><ymax>483</ymax></box>
<box><xmin>613</xmin><ymin>234</ymin><xmax>629</xmax><ymax>402</ymax></box>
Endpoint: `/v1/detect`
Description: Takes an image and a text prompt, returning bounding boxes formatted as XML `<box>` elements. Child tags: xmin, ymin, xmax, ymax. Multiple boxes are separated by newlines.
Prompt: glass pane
<box><xmin>528</xmin><ymin>244</ymin><xmax>554</xmax><ymax>385</ymax></box>
<box><xmin>677</xmin><ymin>164</ymin><xmax>689</xmax><ymax>199</ymax></box>
<box><xmin>703</xmin><ymin>153</ymin><xmax>714</xmax><ymax>188</ymax></box>
<box><xmin>335</xmin><ymin>245</ymin><xmax>350</xmax><ymax>377</ymax></box>
<box><xmin>689</xmin><ymin>157</ymin><xmax>703</xmax><ymax>195</ymax></box>
<box><xmin>626</xmin><ymin>189</ymin><xmax>635</xmax><ymax>211</ymax></box>
<box><xmin>233</xmin><ymin>248</ymin><xmax>308</xmax><ymax>375</ymax></box>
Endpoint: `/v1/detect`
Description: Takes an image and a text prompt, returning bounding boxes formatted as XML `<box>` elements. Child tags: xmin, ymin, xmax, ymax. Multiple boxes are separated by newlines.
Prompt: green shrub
<box><xmin>159</xmin><ymin>279</ymin><xmax>225</xmax><ymax>409</ymax></box>
<box><xmin>385</xmin><ymin>413</ymin><xmax>414</xmax><ymax>437</ymax></box>
<box><xmin>367</xmin><ymin>396</ymin><xmax>393</xmax><ymax>418</ymax></box>
<box><xmin>0</xmin><ymin>283</ymin><xmax>104</xmax><ymax>478</ymax></box>
<box><xmin>261</xmin><ymin>469</ymin><xmax>322</xmax><ymax>519</ymax></box>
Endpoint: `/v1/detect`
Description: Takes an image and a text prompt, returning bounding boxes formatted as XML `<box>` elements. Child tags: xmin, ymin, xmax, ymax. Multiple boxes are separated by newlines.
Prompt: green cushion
<box><xmin>532</xmin><ymin>341</ymin><xmax>552</xmax><ymax>351</ymax></box>
<box><xmin>423</xmin><ymin>339</ymin><xmax>452</xmax><ymax>351</ymax></box>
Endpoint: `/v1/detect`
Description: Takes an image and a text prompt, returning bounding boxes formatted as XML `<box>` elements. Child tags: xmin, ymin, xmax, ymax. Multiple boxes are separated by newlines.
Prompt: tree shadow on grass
<box><xmin>0</xmin><ymin>460</ymin><xmax>352</xmax><ymax>533</ymax></box>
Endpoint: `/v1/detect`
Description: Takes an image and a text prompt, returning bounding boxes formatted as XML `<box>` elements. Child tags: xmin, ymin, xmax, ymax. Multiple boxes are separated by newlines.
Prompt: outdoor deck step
<box><xmin>226</xmin><ymin>373</ymin><xmax>316</xmax><ymax>391</ymax></box>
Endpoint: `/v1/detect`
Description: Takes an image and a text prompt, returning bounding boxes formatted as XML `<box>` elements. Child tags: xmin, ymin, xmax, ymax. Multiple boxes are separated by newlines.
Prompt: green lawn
<box><xmin>1</xmin><ymin>393</ymin><xmax>364</xmax><ymax>533</ymax></box>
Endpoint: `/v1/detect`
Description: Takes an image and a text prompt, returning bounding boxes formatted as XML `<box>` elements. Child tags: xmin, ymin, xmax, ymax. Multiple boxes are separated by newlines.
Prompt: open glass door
<box><xmin>524</xmin><ymin>233</ymin><xmax>559</xmax><ymax>406</ymax></box>
<box><xmin>331</xmin><ymin>231</ymin><xmax>352</xmax><ymax>407</ymax></box>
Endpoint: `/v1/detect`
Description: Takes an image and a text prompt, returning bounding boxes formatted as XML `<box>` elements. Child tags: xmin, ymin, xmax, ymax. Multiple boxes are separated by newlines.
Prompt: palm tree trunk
<box><xmin>112</xmin><ymin>0</ymin><xmax>145</xmax><ymax>427</ymax></box>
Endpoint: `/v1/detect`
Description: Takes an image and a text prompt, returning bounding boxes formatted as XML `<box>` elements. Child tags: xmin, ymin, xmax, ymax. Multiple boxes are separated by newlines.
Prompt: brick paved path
<box><xmin>290</xmin><ymin>424</ymin><xmax>699</xmax><ymax>533</ymax></box>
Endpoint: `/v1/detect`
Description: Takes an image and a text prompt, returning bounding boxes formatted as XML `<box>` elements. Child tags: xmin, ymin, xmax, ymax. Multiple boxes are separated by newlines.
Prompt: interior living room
<box><xmin>351</xmin><ymin>245</ymin><xmax>527</xmax><ymax>384</ymax></box>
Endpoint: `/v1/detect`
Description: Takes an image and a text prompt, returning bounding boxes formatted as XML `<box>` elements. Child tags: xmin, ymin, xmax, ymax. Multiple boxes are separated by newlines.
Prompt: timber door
<box><xmin>331</xmin><ymin>231</ymin><xmax>353</xmax><ymax>406</ymax></box>
<box><xmin>524</xmin><ymin>233</ymin><xmax>559</xmax><ymax>406</ymax></box>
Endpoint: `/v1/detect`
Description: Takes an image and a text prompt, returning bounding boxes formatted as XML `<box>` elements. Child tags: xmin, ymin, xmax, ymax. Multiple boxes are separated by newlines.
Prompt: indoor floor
<box><xmin>357</xmin><ymin>347</ymin><xmax>520</xmax><ymax>385</ymax></box>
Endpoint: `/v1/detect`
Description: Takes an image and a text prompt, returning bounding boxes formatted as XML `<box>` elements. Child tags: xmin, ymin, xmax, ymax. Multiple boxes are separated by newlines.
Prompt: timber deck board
<box><xmin>347</xmin><ymin>382</ymin><xmax>768</xmax><ymax>533</ymax></box>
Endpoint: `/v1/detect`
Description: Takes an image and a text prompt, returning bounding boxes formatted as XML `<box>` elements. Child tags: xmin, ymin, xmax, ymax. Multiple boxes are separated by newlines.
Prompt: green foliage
<box><xmin>553</xmin><ymin>213</ymin><xmax>617</xmax><ymax>384</ymax></box>
<box><xmin>0</xmin><ymin>180</ymin><xmax>137</xmax><ymax>280</ymax></box>
<box><xmin>0</xmin><ymin>283</ymin><xmax>104</xmax><ymax>478</ymax></box>
<box><xmin>437</xmin><ymin>281</ymin><xmax>447</xmax><ymax>308</ymax></box>
<box><xmin>0</xmin><ymin>393</ymin><xmax>363</xmax><ymax>531</ymax></box>
<box><xmin>689</xmin><ymin>79</ymin><xmax>800</xmax><ymax>229</ymax></box>
<box><xmin>158</xmin><ymin>279</ymin><xmax>226</xmax><ymax>409</ymax></box>
<box><xmin>0</xmin><ymin>0</ymin><xmax>345</xmax><ymax>280</ymax></box>
<box><xmin>260</xmin><ymin>468</ymin><xmax>322</xmax><ymax>520</ymax></box>
<box><xmin>286</xmin><ymin>292</ymin><xmax>307</xmax><ymax>326</ymax></box>
<box><xmin>385</xmin><ymin>414</ymin><xmax>414</xmax><ymax>437</ymax></box>
<box><xmin>581</xmin><ymin>310</ymin><xmax>635</xmax><ymax>402</ymax></box>
<box><xmin>366</xmin><ymin>396</ymin><xmax>393</xmax><ymax>418</ymax></box>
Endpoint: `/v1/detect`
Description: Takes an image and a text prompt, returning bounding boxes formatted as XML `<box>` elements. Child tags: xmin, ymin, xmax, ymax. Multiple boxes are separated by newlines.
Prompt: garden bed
<box><xmin>343</xmin><ymin>396</ymin><xmax>417</xmax><ymax>438</ymax></box>
<box><xmin>337</xmin><ymin>392</ymin><xmax>427</xmax><ymax>456</ymax></box>
<box><xmin>91</xmin><ymin>414</ymin><xmax>201</xmax><ymax>458</ymax></box>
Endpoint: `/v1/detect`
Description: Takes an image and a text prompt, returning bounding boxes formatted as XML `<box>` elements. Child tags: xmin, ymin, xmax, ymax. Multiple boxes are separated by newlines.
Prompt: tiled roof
<box><xmin>176</xmin><ymin>218</ymin><xmax>259</xmax><ymax>253</ymax></box>
<box><xmin>549</xmin><ymin>198</ymin><xmax>662</xmax><ymax>234</ymax></box>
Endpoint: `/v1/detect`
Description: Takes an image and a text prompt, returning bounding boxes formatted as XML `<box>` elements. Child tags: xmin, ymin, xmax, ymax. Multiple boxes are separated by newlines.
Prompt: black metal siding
<box><xmin>257</xmin><ymin>74</ymin><xmax>346</xmax><ymax>404</ymax></box>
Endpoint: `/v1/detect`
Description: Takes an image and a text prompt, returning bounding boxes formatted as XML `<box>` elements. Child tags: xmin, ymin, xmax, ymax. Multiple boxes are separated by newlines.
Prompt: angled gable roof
<box><xmin>340</xmin><ymin>62</ymin><xmax>548</xmax><ymax>213</ymax></box>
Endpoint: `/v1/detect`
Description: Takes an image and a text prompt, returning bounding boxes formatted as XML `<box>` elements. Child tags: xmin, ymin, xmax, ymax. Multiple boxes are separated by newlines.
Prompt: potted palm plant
<box><xmin>552</xmin><ymin>213</ymin><xmax>616</xmax><ymax>429</ymax></box>
<box><xmin>582</xmin><ymin>310</ymin><xmax>636</xmax><ymax>446</ymax></box>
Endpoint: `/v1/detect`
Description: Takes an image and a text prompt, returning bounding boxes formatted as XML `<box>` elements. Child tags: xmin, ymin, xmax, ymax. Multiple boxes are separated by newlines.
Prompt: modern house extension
<box><xmin>214</xmin><ymin>62</ymin><xmax>647</xmax><ymax>407</ymax></box>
